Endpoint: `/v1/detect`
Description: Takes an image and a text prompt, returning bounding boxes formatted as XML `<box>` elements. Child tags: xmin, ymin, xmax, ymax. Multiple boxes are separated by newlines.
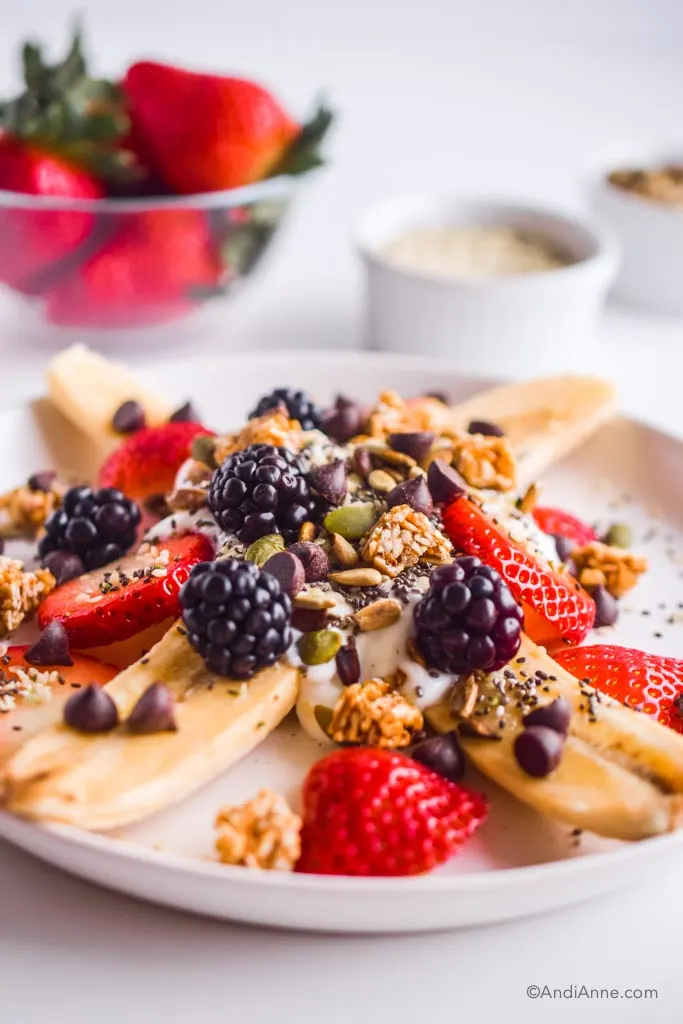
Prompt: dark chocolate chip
<box><xmin>592</xmin><ymin>584</ymin><xmax>619</xmax><ymax>628</ymax></box>
<box><xmin>352</xmin><ymin>447</ymin><xmax>373</xmax><ymax>479</ymax></box>
<box><xmin>552</xmin><ymin>533</ymin><xmax>576</xmax><ymax>562</ymax></box>
<box><xmin>514</xmin><ymin>725</ymin><xmax>564</xmax><ymax>777</ymax></box>
<box><xmin>64</xmin><ymin>684</ymin><xmax>118</xmax><ymax>733</ymax></box>
<box><xmin>386</xmin><ymin>476</ymin><xmax>433</xmax><ymax>516</ymax></box>
<box><xmin>321</xmin><ymin>396</ymin><xmax>363</xmax><ymax>444</ymax></box>
<box><xmin>128</xmin><ymin>682</ymin><xmax>177</xmax><ymax>734</ymax></box>
<box><xmin>25</xmin><ymin>620</ymin><xmax>73</xmax><ymax>667</ymax></box>
<box><xmin>308</xmin><ymin>459</ymin><xmax>348</xmax><ymax>506</ymax></box>
<box><xmin>41</xmin><ymin>550</ymin><xmax>85</xmax><ymax>586</ymax></box>
<box><xmin>411</xmin><ymin>731</ymin><xmax>465</xmax><ymax>782</ymax></box>
<box><xmin>335</xmin><ymin>639</ymin><xmax>361</xmax><ymax>686</ymax></box>
<box><xmin>522</xmin><ymin>696</ymin><xmax>572</xmax><ymax>735</ymax></box>
<box><xmin>427</xmin><ymin>459</ymin><xmax>467</xmax><ymax>504</ymax></box>
<box><xmin>169</xmin><ymin>401</ymin><xmax>200</xmax><ymax>423</ymax></box>
<box><xmin>112</xmin><ymin>400</ymin><xmax>146</xmax><ymax>434</ymax></box>
<box><xmin>27</xmin><ymin>470</ymin><xmax>57</xmax><ymax>492</ymax></box>
<box><xmin>262</xmin><ymin>551</ymin><xmax>306</xmax><ymax>597</ymax></box>
<box><xmin>387</xmin><ymin>431</ymin><xmax>435</xmax><ymax>464</ymax></box>
<box><xmin>467</xmin><ymin>419</ymin><xmax>505</xmax><ymax>437</ymax></box>
<box><xmin>287</xmin><ymin>542</ymin><xmax>329</xmax><ymax>583</ymax></box>
<box><xmin>291</xmin><ymin>607</ymin><xmax>328</xmax><ymax>632</ymax></box>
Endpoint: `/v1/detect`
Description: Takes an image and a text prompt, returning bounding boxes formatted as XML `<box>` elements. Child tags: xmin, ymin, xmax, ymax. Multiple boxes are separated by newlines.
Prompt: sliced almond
<box><xmin>451</xmin><ymin>674</ymin><xmax>479</xmax><ymax>718</ymax></box>
<box><xmin>518</xmin><ymin>481</ymin><xmax>540</xmax><ymax>514</ymax></box>
<box><xmin>328</xmin><ymin>567</ymin><xmax>383</xmax><ymax>587</ymax></box>
<box><xmin>298</xmin><ymin>521</ymin><xmax>317</xmax><ymax>542</ymax></box>
<box><xmin>353</xmin><ymin>598</ymin><xmax>402</xmax><ymax>632</ymax></box>
<box><xmin>330</xmin><ymin>533</ymin><xmax>359</xmax><ymax>567</ymax></box>
<box><xmin>367</xmin><ymin>469</ymin><xmax>397</xmax><ymax>493</ymax></box>
<box><xmin>293</xmin><ymin>588</ymin><xmax>338</xmax><ymax>610</ymax></box>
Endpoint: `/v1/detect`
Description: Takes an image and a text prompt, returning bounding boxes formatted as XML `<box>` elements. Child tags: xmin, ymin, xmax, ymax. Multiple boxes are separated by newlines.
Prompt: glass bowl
<box><xmin>0</xmin><ymin>175</ymin><xmax>300</xmax><ymax>337</ymax></box>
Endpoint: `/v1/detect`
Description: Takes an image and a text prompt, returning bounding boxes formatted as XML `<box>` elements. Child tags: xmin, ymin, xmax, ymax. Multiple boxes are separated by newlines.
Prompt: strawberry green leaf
<box><xmin>272</xmin><ymin>101</ymin><xmax>334</xmax><ymax>177</ymax></box>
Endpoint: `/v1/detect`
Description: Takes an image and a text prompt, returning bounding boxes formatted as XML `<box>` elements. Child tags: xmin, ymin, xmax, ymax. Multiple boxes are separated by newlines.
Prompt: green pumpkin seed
<box><xmin>244</xmin><ymin>533</ymin><xmax>285</xmax><ymax>567</ymax></box>
<box><xmin>191</xmin><ymin>434</ymin><xmax>218</xmax><ymax>469</ymax></box>
<box><xmin>298</xmin><ymin>629</ymin><xmax>343</xmax><ymax>665</ymax></box>
<box><xmin>324</xmin><ymin>503</ymin><xmax>378</xmax><ymax>541</ymax></box>
<box><xmin>314</xmin><ymin>704</ymin><xmax>334</xmax><ymax>734</ymax></box>
<box><xmin>603</xmin><ymin>522</ymin><xmax>633</xmax><ymax>549</ymax></box>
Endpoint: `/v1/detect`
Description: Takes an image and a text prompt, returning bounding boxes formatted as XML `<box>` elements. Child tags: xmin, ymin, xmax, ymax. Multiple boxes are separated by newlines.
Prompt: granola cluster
<box><xmin>0</xmin><ymin>557</ymin><xmax>55</xmax><ymax>637</ymax></box>
<box><xmin>215</xmin><ymin>789</ymin><xmax>301</xmax><ymax>871</ymax></box>
<box><xmin>361</xmin><ymin>504</ymin><xmax>452</xmax><ymax>578</ymax></box>
<box><xmin>215</xmin><ymin>410</ymin><xmax>302</xmax><ymax>462</ymax></box>
<box><xmin>328</xmin><ymin>678</ymin><xmax>423</xmax><ymax>748</ymax></box>
<box><xmin>572</xmin><ymin>541</ymin><xmax>648</xmax><ymax>598</ymax></box>
<box><xmin>609</xmin><ymin>165</ymin><xmax>683</xmax><ymax>206</ymax></box>
<box><xmin>0</xmin><ymin>482</ymin><xmax>63</xmax><ymax>538</ymax></box>
<box><xmin>365</xmin><ymin>390</ymin><xmax>453</xmax><ymax>440</ymax></box>
<box><xmin>450</xmin><ymin>433</ymin><xmax>517</xmax><ymax>491</ymax></box>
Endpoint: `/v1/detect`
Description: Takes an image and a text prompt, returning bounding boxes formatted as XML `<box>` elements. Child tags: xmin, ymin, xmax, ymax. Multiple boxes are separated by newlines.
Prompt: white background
<box><xmin>1</xmin><ymin>1</ymin><xmax>683</xmax><ymax>1021</ymax></box>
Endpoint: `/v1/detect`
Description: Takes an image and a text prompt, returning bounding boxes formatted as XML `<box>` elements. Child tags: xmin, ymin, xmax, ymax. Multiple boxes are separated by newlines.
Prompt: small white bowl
<box><xmin>356</xmin><ymin>195</ymin><xmax>619</xmax><ymax>378</ymax></box>
<box><xmin>590</xmin><ymin>153</ymin><xmax>683</xmax><ymax>315</ymax></box>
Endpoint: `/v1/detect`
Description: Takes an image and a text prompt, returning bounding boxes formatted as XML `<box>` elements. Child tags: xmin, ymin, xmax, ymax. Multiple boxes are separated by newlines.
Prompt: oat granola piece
<box><xmin>0</xmin><ymin>557</ymin><xmax>56</xmax><ymax>637</ymax></box>
<box><xmin>361</xmin><ymin>503</ymin><xmax>452</xmax><ymax>578</ymax></box>
<box><xmin>215</xmin><ymin>789</ymin><xmax>302</xmax><ymax>871</ymax></box>
<box><xmin>214</xmin><ymin>410</ymin><xmax>303</xmax><ymax>463</ymax></box>
<box><xmin>365</xmin><ymin>390</ymin><xmax>453</xmax><ymax>440</ymax></box>
<box><xmin>450</xmin><ymin>433</ymin><xmax>517</xmax><ymax>492</ymax></box>
<box><xmin>572</xmin><ymin>541</ymin><xmax>648</xmax><ymax>598</ymax></box>
<box><xmin>328</xmin><ymin>678</ymin><xmax>423</xmax><ymax>748</ymax></box>
<box><xmin>0</xmin><ymin>481</ymin><xmax>64</xmax><ymax>539</ymax></box>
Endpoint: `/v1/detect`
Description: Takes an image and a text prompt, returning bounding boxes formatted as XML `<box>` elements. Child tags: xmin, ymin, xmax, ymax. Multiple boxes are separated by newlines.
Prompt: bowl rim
<box><xmin>355</xmin><ymin>193</ymin><xmax>620</xmax><ymax>290</ymax></box>
<box><xmin>0</xmin><ymin>173</ymin><xmax>301</xmax><ymax>214</ymax></box>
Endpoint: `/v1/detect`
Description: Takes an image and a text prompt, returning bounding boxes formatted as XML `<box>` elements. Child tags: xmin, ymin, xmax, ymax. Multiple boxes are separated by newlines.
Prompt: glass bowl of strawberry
<box><xmin>0</xmin><ymin>24</ymin><xmax>332</xmax><ymax>336</ymax></box>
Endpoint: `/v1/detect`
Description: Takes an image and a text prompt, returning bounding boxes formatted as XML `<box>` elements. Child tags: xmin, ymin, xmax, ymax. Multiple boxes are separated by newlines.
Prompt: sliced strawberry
<box><xmin>443</xmin><ymin>495</ymin><xmax>595</xmax><ymax>647</ymax></box>
<box><xmin>98</xmin><ymin>421</ymin><xmax>214</xmax><ymax>502</ymax></box>
<box><xmin>38</xmin><ymin>533</ymin><xmax>214</xmax><ymax>649</ymax></box>
<box><xmin>532</xmin><ymin>506</ymin><xmax>598</xmax><ymax>548</ymax></box>
<box><xmin>555</xmin><ymin>645</ymin><xmax>683</xmax><ymax>734</ymax></box>
<box><xmin>296</xmin><ymin>747</ymin><xmax>487</xmax><ymax>877</ymax></box>
<box><xmin>0</xmin><ymin>648</ymin><xmax>117</xmax><ymax>764</ymax></box>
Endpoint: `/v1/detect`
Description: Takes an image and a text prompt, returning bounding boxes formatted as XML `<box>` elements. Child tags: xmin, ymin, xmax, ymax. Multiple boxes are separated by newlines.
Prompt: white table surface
<box><xmin>2</xmin><ymin>8</ymin><xmax>683</xmax><ymax>1023</ymax></box>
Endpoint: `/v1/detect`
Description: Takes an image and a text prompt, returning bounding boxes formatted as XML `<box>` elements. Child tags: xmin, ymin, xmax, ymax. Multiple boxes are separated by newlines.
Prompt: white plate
<box><xmin>1</xmin><ymin>350</ymin><xmax>683</xmax><ymax>934</ymax></box>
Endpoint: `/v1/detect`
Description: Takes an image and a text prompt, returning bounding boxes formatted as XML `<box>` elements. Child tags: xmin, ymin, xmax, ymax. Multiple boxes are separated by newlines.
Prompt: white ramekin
<box><xmin>356</xmin><ymin>195</ymin><xmax>619</xmax><ymax>378</ymax></box>
<box><xmin>589</xmin><ymin>153</ymin><xmax>683</xmax><ymax>315</ymax></box>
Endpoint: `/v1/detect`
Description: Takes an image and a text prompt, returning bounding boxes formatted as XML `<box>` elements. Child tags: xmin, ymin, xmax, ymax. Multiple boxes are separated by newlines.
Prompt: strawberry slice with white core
<box><xmin>38</xmin><ymin>533</ymin><xmax>214</xmax><ymax>649</ymax></box>
<box><xmin>443</xmin><ymin>494</ymin><xmax>595</xmax><ymax>648</ymax></box>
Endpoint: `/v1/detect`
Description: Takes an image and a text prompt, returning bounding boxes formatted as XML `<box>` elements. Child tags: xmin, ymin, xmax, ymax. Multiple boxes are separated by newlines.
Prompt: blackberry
<box><xmin>414</xmin><ymin>556</ymin><xmax>523</xmax><ymax>674</ymax></box>
<box><xmin>38</xmin><ymin>486</ymin><xmax>141</xmax><ymax>572</ymax></box>
<box><xmin>208</xmin><ymin>444</ymin><xmax>313</xmax><ymax>544</ymax></box>
<box><xmin>180</xmin><ymin>559</ymin><xmax>293</xmax><ymax>679</ymax></box>
<box><xmin>249</xmin><ymin>387</ymin><xmax>322</xmax><ymax>432</ymax></box>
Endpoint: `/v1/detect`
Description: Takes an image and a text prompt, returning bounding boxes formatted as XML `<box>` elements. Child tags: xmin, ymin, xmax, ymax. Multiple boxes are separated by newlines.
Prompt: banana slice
<box><xmin>1</xmin><ymin>625</ymin><xmax>299</xmax><ymax>830</ymax></box>
<box><xmin>446</xmin><ymin>376</ymin><xmax>617</xmax><ymax>487</ymax></box>
<box><xmin>426</xmin><ymin>635</ymin><xmax>683</xmax><ymax>841</ymax></box>
<box><xmin>46</xmin><ymin>344</ymin><xmax>174</xmax><ymax>460</ymax></box>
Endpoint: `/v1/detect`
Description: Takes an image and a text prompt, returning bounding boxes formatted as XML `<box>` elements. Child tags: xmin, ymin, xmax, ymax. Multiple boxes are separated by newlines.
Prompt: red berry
<box><xmin>296</xmin><ymin>747</ymin><xmax>487</xmax><ymax>876</ymax></box>
<box><xmin>532</xmin><ymin>506</ymin><xmax>598</xmax><ymax>549</ymax></box>
<box><xmin>98</xmin><ymin>421</ymin><xmax>214</xmax><ymax>502</ymax></box>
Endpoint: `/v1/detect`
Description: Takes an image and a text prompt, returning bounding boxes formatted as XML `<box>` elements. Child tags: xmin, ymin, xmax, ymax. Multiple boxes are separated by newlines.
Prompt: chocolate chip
<box><xmin>552</xmin><ymin>533</ymin><xmax>576</xmax><ymax>562</ymax></box>
<box><xmin>112</xmin><ymin>400</ymin><xmax>146</xmax><ymax>434</ymax></box>
<box><xmin>335</xmin><ymin>639</ymin><xmax>361</xmax><ymax>686</ymax></box>
<box><xmin>27</xmin><ymin>470</ymin><xmax>57</xmax><ymax>492</ymax></box>
<box><xmin>64</xmin><ymin>684</ymin><xmax>118</xmax><ymax>733</ymax></box>
<box><xmin>308</xmin><ymin>459</ymin><xmax>348</xmax><ymax>506</ymax></box>
<box><xmin>25</xmin><ymin>621</ymin><xmax>73</xmax><ymax>667</ymax></box>
<box><xmin>592</xmin><ymin>584</ymin><xmax>619</xmax><ymax>628</ymax></box>
<box><xmin>321</xmin><ymin>396</ymin><xmax>364</xmax><ymax>444</ymax></box>
<box><xmin>128</xmin><ymin>682</ymin><xmax>177</xmax><ymax>734</ymax></box>
<box><xmin>467</xmin><ymin>419</ymin><xmax>505</xmax><ymax>437</ymax></box>
<box><xmin>514</xmin><ymin>725</ymin><xmax>564</xmax><ymax>777</ymax></box>
<box><xmin>169</xmin><ymin>401</ymin><xmax>199</xmax><ymax>423</ymax></box>
<box><xmin>262</xmin><ymin>551</ymin><xmax>306</xmax><ymax>597</ymax></box>
<box><xmin>291</xmin><ymin>607</ymin><xmax>328</xmax><ymax>632</ymax></box>
<box><xmin>411</xmin><ymin>731</ymin><xmax>465</xmax><ymax>781</ymax></box>
<box><xmin>41</xmin><ymin>550</ymin><xmax>85</xmax><ymax>586</ymax></box>
<box><xmin>387</xmin><ymin>431</ymin><xmax>435</xmax><ymax>463</ymax></box>
<box><xmin>287</xmin><ymin>542</ymin><xmax>329</xmax><ymax>583</ymax></box>
<box><xmin>522</xmin><ymin>696</ymin><xmax>572</xmax><ymax>735</ymax></box>
<box><xmin>386</xmin><ymin>476</ymin><xmax>433</xmax><ymax>516</ymax></box>
<box><xmin>427</xmin><ymin>459</ymin><xmax>467</xmax><ymax>504</ymax></box>
<box><xmin>353</xmin><ymin>447</ymin><xmax>373</xmax><ymax>479</ymax></box>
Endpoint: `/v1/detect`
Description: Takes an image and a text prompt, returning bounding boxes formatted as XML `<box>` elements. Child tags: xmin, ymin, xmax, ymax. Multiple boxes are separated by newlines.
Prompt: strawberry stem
<box><xmin>272</xmin><ymin>100</ymin><xmax>334</xmax><ymax>177</ymax></box>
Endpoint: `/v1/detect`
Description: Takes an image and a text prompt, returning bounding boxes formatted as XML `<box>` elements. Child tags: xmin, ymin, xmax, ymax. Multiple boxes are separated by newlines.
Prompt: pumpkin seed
<box><xmin>324</xmin><ymin>503</ymin><xmax>378</xmax><ymax>540</ymax></box>
<box><xmin>244</xmin><ymin>533</ymin><xmax>285</xmax><ymax>567</ymax></box>
<box><xmin>298</xmin><ymin>629</ymin><xmax>343</xmax><ymax>665</ymax></box>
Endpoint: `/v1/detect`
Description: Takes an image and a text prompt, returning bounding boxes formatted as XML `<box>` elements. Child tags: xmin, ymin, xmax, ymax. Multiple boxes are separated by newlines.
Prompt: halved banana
<box><xmin>1</xmin><ymin>625</ymin><xmax>299</xmax><ymax>830</ymax></box>
<box><xmin>427</xmin><ymin>635</ymin><xmax>683</xmax><ymax>841</ymax></box>
<box><xmin>446</xmin><ymin>375</ymin><xmax>617</xmax><ymax>487</ymax></box>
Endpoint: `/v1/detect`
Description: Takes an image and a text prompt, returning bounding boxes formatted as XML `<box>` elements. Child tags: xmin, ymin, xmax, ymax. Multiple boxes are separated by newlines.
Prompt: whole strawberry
<box><xmin>296</xmin><ymin>747</ymin><xmax>487</xmax><ymax>876</ymax></box>
<box><xmin>98</xmin><ymin>420</ymin><xmax>215</xmax><ymax>502</ymax></box>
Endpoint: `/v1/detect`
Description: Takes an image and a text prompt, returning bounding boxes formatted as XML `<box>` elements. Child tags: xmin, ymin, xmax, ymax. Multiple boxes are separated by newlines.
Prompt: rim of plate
<box><xmin>0</xmin><ymin>348</ymin><xmax>678</xmax><ymax>895</ymax></box>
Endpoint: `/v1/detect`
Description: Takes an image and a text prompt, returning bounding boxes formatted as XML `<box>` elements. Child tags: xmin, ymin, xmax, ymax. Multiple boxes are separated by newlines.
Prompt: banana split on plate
<box><xmin>1</xmin><ymin>345</ymin><xmax>682</xmax><ymax>877</ymax></box>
